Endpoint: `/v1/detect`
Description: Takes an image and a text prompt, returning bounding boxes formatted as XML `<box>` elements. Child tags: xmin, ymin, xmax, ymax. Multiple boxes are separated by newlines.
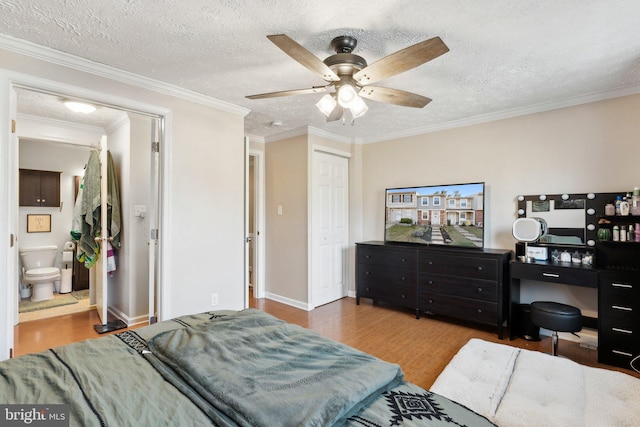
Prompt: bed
<box><xmin>1</xmin><ymin>309</ymin><xmax>495</xmax><ymax>426</ymax></box>
<box><xmin>430</xmin><ymin>338</ymin><xmax>640</xmax><ymax>427</ymax></box>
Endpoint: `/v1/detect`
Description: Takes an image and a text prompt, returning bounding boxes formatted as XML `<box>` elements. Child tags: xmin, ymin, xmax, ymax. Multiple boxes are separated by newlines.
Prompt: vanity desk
<box><xmin>509</xmin><ymin>192</ymin><xmax>640</xmax><ymax>370</ymax></box>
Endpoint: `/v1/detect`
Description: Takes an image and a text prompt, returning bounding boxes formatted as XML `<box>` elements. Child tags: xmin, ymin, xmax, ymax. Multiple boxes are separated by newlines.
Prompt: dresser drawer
<box><xmin>510</xmin><ymin>262</ymin><xmax>598</xmax><ymax>288</ymax></box>
<box><xmin>419</xmin><ymin>292</ymin><xmax>497</xmax><ymax>325</ymax></box>
<box><xmin>358</xmin><ymin>263</ymin><xmax>416</xmax><ymax>287</ymax></box>
<box><xmin>419</xmin><ymin>254</ymin><xmax>498</xmax><ymax>281</ymax></box>
<box><xmin>598</xmin><ymin>324</ymin><xmax>639</xmax><ymax>368</ymax></box>
<box><xmin>358</xmin><ymin>283</ymin><xmax>417</xmax><ymax>308</ymax></box>
<box><xmin>419</xmin><ymin>273</ymin><xmax>497</xmax><ymax>302</ymax></box>
<box><xmin>358</xmin><ymin>245</ymin><xmax>417</xmax><ymax>269</ymax></box>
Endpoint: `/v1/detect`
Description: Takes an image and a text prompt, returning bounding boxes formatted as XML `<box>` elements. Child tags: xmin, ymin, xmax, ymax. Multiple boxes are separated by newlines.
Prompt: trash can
<box><xmin>59</xmin><ymin>268</ymin><xmax>73</xmax><ymax>294</ymax></box>
<box><xmin>515</xmin><ymin>303</ymin><xmax>540</xmax><ymax>341</ymax></box>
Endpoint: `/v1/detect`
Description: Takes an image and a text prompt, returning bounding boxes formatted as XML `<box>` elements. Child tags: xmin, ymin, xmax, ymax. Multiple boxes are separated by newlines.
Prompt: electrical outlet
<box><xmin>210</xmin><ymin>293</ymin><xmax>219</xmax><ymax>306</ymax></box>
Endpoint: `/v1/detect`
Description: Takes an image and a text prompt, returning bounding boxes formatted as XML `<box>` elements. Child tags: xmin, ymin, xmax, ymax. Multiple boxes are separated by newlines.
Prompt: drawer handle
<box><xmin>612</xmin><ymin>327</ymin><xmax>633</xmax><ymax>334</ymax></box>
<box><xmin>428</xmin><ymin>261</ymin><xmax>433</xmax><ymax>265</ymax></box>
<box><xmin>428</xmin><ymin>280</ymin><xmax>433</xmax><ymax>285</ymax></box>
<box><xmin>428</xmin><ymin>299</ymin><xmax>433</xmax><ymax>303</ymax></box>
<box><xmin>477</xmin><ymin>287</ymin><xmax>483</xmax><ymax>293</ymax></box>
<box><xmin>612</xmin><ymin>282</ymin><xmax>633</xmax><ymax>289</ymax></box>
<box><xmin>401</xmin><ymin>258</ymin><xmax>406</xmax><ymax>263</ymax></box>
<box><xmin>612</xmin><ymin>305</ymin><xmax>632</xmax><ymax>312</ymax></box>
<box><xmin>401</xmin><ymin>276</ymin><xmax>406</xmax><ymax>281</ymax></box>
<box><xmin>365</xmin><ymin>287</ymin><xmax>370</xmax><ymax>291</ymax></box>
<box><xmin>365</xmin><ymin>271</ymin><xmax>370</xmax><ymax>276</ymax></box>
<box><xmin>612</xmin><ymin>350</ymin><xmax>633</xmax><ymax>357</ymax></box>
<box><xmin>401</xmin><ymin>294</ymin><xmax>406</xmax><ymax>299</ymax></box>
<box><xmin>476</xmin><ymin>266</ymin><xmax>483</xmax><ymax>271</ymax></box>
<box><xmin>542</xmin><ymin>272</ymin><xmax>560</xmax><ymax>278</ymax></box>
<box><xmin>477</xmin><ymin>309</ymin><xmax>483</xmax><ymax>314</ymax></box>
<box><xmin>365</xmin><ymin>255</ymin><xmax>371</xmax><ymax>259</ymax></box>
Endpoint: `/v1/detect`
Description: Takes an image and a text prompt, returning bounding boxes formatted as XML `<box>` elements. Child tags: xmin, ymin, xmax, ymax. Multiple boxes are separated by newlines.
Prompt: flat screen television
<box><xmin>384</xmin><ymin>182</ymin><xmax>485</xmax><ymax>248</ymax></box>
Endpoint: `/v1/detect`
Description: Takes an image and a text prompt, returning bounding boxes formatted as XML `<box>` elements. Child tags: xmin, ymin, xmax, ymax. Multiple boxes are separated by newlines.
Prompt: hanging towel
<box><xmin>106</xmin><ymin>241</ymin><xmax>117</xmax><ymax>275</ymax></box>
<box><xmin>75</xmin><ymin>150</ymin><xmax>101</xmax><ymax>268</ymax></box>
<box><xmin>106</xmin><ymin>151</ymin><xmax>122</xmax><ymax>249</ymax></box>
<box><xmin>71</xmin><ymin>150</ymin><xmax>122</xmax><ymax>269</ymax></box>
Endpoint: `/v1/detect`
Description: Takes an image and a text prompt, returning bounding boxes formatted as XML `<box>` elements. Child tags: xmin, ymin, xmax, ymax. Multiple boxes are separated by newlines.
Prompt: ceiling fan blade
<box><xmin>359</xmin><ymin>86</ymin><xmax>432</xmax><ymax>108</ymax></box>
<box><xmin>353</xmin><ymin>36</ymin><xmax>449</xmax><ymax>85</ymax></box>
<box><xmin>246</xmin><ymin>86</ymin><xmax>328</xmax><ymax>100</ymax></box>
<box><xmin>326</xmin><ymin>105</ymin><xmax>344</xmax><ymax>122</ymax></box>
<box><xmin>267</xmin><ymin>34</ymin><xmax>340</xmax><ymax>82</ymax></box>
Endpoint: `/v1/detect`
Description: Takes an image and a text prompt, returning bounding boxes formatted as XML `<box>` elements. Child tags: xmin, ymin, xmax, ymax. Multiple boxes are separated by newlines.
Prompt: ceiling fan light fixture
<box><xmin>63</xmin><ymin>100</ymin><xmax>96</xmax><ymax>114</ymax></box>
<box><xmin>349</xmin><ymin>96</ymin><xmax>368</xmax><ymax>119</ymax></box>
<box><xmin>316</xmin><ymin>94</ymin><xmax>337</xmax><ymax>117</ymax></box>
<box><xmin>337</xmin><ymin>84</ymin><xmax>358</xmax><ymax>108</ymax></box>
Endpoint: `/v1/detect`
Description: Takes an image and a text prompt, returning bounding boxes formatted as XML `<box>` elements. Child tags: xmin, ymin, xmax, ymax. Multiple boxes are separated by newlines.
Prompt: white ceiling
<box><xmin>2</xmin><ymin>0</ymin><xmax>640</xmax><ymax>142</ymax></box>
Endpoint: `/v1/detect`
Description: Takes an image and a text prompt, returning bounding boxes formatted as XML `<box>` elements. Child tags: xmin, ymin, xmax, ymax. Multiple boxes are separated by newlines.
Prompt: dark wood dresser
<box><xmin>356</xmin><ymin>241</ymin><xmax>512</xmax><ymax>338</ymax></box>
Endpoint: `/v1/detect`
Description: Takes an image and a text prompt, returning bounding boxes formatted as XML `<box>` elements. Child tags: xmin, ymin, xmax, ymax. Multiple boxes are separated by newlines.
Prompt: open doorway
<box><xmin>7</xmin><ymin>84</ymin><xmax>163</xmax><ymax>355</ymax></box>
<box><xmin>248</xmin><ymin>149</ymin><xmax>265</xmax><ymax>302</ymax></box>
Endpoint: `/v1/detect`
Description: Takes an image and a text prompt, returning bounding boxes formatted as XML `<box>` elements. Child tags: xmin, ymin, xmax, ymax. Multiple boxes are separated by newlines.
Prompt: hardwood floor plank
<box><xmin>14</xmin><ymin>296</ymin><xmax>639</xmax><ymax>389</ymax></box>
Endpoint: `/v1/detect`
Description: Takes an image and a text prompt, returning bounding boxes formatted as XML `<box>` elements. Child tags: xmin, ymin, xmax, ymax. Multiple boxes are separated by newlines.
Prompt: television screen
<box><xmin>384</xmin><ymin>182</ymin><xmax>485</xmax><ymax>248</ymax></box>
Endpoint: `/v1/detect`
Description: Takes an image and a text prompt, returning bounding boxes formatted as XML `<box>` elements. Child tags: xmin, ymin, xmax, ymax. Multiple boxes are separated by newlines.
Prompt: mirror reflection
<box><xmin>518</xmin><ymin>195</ymin><xmax>586</xmax><ymax>246</ymax></box>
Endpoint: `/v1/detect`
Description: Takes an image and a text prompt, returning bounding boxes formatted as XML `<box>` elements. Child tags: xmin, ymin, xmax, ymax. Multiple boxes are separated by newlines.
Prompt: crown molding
<box><xmin>363</xmin><ymin>84</ymin><xmax>640</xmax><ymax>144</ymax></box>
<box><xmin>0</xmin><ymin>34</ymin><xmax>250</xmax><ymax>118</ymax></box>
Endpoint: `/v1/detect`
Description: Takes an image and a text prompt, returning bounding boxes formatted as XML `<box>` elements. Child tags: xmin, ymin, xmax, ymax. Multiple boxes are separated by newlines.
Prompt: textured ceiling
<box><xmin>3</xmin><ymin>0</ymin><xmax>640</xmax><ymax>142</ymax></box>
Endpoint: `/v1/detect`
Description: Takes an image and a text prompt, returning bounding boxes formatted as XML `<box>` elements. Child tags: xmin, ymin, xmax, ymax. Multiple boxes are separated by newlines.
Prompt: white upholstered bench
<box><xmin>430</xmin><ymin>338</ymin><xmax>640</xmax><ymax>427</ymax></box>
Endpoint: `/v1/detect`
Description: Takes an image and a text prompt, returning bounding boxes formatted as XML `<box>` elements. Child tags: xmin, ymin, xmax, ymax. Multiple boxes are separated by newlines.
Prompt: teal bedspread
<box><xmin>145</xmin><ymin>309</ymin><xmax>403</xmax><ymax>426</ymax></box>
<box><xmin>0</xmin><ymin>310</ymin><xmax>496</xmax><ymax>427</ymax></box>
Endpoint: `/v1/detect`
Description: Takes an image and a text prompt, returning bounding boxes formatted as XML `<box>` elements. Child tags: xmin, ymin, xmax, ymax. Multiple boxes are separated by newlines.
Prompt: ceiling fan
<box><xmin>246</xmin><ymin>34</ymin><xmax>449</xmax><ymax>121</ymax></box>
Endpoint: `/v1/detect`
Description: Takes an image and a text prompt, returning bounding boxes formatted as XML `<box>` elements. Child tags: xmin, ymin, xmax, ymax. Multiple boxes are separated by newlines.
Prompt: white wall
<box><xmin>1</xmin><ymin>42</ymin><xmax>248</xmax><ymax>360</ymax></box>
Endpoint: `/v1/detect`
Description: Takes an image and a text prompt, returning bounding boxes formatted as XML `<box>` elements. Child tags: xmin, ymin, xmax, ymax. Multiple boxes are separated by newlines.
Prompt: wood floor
<box><xmin>14</xmin><ymin>296</ymin><xmax>639</xmax><ymax>388</ymax></box>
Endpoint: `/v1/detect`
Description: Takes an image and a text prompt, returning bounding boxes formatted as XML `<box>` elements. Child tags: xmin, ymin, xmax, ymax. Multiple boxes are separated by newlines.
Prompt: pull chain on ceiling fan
<box><xmin>246</xmin><ymin>34</ymin><xmax>449</xmax><ymax>122</ymax></box>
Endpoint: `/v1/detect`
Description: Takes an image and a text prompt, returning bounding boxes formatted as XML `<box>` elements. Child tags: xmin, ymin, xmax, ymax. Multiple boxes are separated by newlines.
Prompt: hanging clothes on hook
<box><xmin>70</xmin><ymin>149</ymin><xmax>122</xmax><ymax>269</ymax></box>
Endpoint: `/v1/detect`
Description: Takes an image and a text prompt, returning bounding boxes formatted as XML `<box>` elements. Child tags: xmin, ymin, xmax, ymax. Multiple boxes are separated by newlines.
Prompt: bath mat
<box><xmin>19</xmin><ymin>295</ymin><xmax>78</xmax><ymax>313</ymax></box>
<box><xmin>71</xmin><ymin>289</ymin><xmax>90</xmax><ymax>300</ymax></box>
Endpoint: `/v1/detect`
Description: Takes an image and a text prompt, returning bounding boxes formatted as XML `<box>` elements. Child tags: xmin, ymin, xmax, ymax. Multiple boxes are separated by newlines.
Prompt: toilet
<box><xmin>19</xmin><ymin>245</ymin><xmax>61</xmax><ymax>302</ymax></box>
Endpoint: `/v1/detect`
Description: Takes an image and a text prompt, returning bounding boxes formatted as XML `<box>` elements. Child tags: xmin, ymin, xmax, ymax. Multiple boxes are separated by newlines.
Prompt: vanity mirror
<box><xmin>516</xmin><ymin>193</ymin><xmax>593</xmax><ymax>247</ymax></box>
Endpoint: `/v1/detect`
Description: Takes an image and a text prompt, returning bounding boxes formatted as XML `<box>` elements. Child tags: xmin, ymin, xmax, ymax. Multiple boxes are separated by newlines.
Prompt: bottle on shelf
<box><xmin>632</xmin><ymin>187</ymin><xmax>640</xmax><ymax>216</ymax></box>
<box><xmin>620</xmin><ymin>198</ymin><xmax>630</xmax><ymax>216</ymax></box>
<box><xmin>629</xmin><ymin>225</ymin><xmax>635</xmax><ymax>242</ymax></box>
<box><xmin>615</xmin><ymin>195</ymin><xmax>623</xmax><ymax>215</ymax></box>
<box><xmin>613</xmin><ymin>225</ymin><xmax>620</xmax><ymax>241</ymax></box>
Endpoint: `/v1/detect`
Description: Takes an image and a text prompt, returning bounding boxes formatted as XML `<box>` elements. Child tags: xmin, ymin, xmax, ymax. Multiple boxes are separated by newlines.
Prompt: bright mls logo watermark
<box><xmin>0</xmin><ymin>405</ymin><xmax>68</xmax><ymax>426</ymax></box>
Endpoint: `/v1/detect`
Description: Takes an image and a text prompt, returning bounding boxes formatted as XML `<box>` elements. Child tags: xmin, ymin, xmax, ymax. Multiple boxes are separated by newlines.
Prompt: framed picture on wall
<box><xmin>27</xmin><ymin>214</ymin><xmax>51</xmax><ymax>233</ymax></box>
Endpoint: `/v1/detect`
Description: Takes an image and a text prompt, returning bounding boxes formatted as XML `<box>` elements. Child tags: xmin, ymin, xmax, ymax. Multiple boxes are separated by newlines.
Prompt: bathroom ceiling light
<box><xmin>63</xmin><ymin>100</ymin><xmax>97</xmax><ymax>114</ymax></box>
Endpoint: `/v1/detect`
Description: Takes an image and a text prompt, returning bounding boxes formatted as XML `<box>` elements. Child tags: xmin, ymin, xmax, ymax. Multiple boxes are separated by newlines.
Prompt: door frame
<box><xmin>0</xmin><ymin>70</ymin><xmax>172</xmax><ymax>360</ymax></box>
<box><xmin>247</xmin><ymin>148</ymin><xmax>265</xmax><ymax>302</ymax></box>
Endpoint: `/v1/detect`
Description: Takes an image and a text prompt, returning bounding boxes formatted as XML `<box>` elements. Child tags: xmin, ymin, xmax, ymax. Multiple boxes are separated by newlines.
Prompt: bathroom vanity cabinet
<box><xmin>356</xmin><ymin>241</ymin><xmax>512</xmax><ymax>338</ymax></box>
<box><xmin>19</xmin><ymin>169</ymin><xmax>61</xmax><ymax>207</ymax></box>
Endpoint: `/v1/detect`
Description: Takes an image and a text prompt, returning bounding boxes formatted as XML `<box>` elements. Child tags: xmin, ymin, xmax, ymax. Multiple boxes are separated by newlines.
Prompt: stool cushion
<box><xmin>530</xmin><ymin>301</ymin><xmax>582</xmax><ymax>332</ymax></box>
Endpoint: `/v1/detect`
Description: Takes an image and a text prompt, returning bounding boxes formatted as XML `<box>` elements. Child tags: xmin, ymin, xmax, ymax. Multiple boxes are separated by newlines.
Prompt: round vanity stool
<box><xmin>530</xmin><ymin>301</ymin><xmax>582</xmax><ymax>356</ymax></box>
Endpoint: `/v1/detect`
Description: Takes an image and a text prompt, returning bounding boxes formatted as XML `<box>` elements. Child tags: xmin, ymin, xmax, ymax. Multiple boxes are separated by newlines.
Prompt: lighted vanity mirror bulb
<box><xmin>517</xmin><ymin>195</ymin><xmax>525</xmax><ymax>201</ymax></box>
<box><xmin>587</xmin><ymin>240</ymin><xmax>596</xmax><ymax>247</ymax></box>
<box><xmin>587</xmin><ymin>208</ymin><xmax>595</xmax><ymax>215</ymax></box>
<box><xmin>587</xmin><ymin>193</ymin><xmax>596</xmax><ymax>199</ymax></box>
<box><xmin>539</xmin><ymin>195</ymin><xmax>547</xmax><ymax>200</ymax></box>
<box><xmin>587</xmin><ymin>224</ymin><xmax>596</xmax><ymax>231</ymax></box>
<box><xmin>562</xmin><ymin>194</ymin><xmax>569</xmax><ymax>200</ymax></box>
<box><xmin>518</xmin><ymin>209</ymin><xmax>525</xmax><ymax>215</ymax></box>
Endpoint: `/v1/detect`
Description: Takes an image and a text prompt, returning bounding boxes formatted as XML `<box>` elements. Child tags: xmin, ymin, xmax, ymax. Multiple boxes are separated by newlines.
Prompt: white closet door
<box><xmin>311</xmin><ymin>150</ymin><xmax>349</xmax><ymax>307</ymax></box>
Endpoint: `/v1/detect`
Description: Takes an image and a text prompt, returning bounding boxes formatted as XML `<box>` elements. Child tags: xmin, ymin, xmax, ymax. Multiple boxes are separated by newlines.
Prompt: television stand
<box><xmin>356</xmin><ymin>241</ymin><xmax>512</xmax><ymax>338</ymax></box>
